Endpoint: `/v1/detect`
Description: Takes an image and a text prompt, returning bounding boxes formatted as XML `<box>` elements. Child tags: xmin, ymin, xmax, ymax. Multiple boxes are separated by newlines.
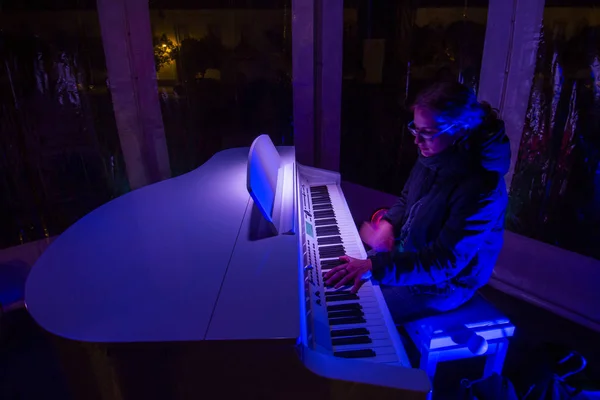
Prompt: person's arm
<box><xmin>381</xmin><ymin>172</ymin><xmax>413</xmax><ymax>228</ymax></box>
<box><xmin>381</xmin><ymin>189</ymin><xmax>407</xmax><ymax>227</ymax></box>
<box><xmin>369</xmin><ymin>179</ymin><xmax>506</xmax><ymax>286</ymax></box>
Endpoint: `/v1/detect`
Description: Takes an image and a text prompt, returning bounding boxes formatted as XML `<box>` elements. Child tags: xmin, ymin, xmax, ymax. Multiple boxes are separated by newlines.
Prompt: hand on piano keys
<box><xmin>323</xmin><ymin>255</ymin><xmax>373</xmax><ymax>293</ymax></box>
<box><xmin>360</xmin><ymin>220</ymin><xmax>394</xmax><ymax>252</ymax></box>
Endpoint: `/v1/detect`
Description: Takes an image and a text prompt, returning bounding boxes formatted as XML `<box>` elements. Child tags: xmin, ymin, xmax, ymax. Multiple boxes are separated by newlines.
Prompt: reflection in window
<box><xmin>0</xmin><ymin>2</ymin><xmax>128</xmax><ymax>249</ymax></box>
<box><xmin>507</xmin><ymin>3</ymin><xmax>600</xmax><ymax>260</ymax></box>
<box><xmin>341</xmin><ymin>0</ymin><xmax>488</xmax><ymax>194</ymax></box>
<box><xmin>150</xmin><ymin>1</ymin><xmax>293</xmax><ymax>177</ymax></box>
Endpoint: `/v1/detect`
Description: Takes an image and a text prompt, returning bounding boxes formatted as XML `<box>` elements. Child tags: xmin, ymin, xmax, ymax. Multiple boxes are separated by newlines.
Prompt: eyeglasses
<box><xmin>407</xmin><ymin>121</ymin><xmax>455</xmax><ymax>140</ymax></box>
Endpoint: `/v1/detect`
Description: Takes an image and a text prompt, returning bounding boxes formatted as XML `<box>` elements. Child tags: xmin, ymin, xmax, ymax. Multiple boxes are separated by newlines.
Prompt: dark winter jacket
<box><xmin>369</xmin><ymin>119</ymin><xmax>510</xmax><ymax>309</ymax></box>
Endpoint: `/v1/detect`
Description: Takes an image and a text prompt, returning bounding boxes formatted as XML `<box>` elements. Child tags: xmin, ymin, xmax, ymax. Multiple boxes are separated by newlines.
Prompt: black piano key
<box><xmin>317</xmin><ymin>236</ymin><xmax>343</xmax><ymax>246</ymax></box>
<box><xmin>332</xmin><ymin>336</ymin><xmax>373</xmax><ymax>346</ymax></box>
<box><xmin>320</xmin><ymin>259</ymin><xmax>345</xmax><ymax>269</ymax></box>
<box><xmin>313</xmin><ymin>204</ymin><xmax>333</xmax><ymax>211</ymax></box>
<box><xmin>319</xmin><ymin>250</ymin><xmax>345</xmax><ymax>259</ymax></box>
<box><xmin>333</xmin><ymin>349</ymin><xmax>377</xmax><ymax>359</ymax></box>
<box><xmin>311</xmin><ymin>191</ymin><xmax>330</xmax><ymax>197</ymax></box>
<box><xmin>316</xmin><ymin>226</ymin><xmax>340</xmax><ymax>236</ymax></box>
<box><xmin>314</xmin><ymin>210</ymin><xmax>335</xmax><ymax>219</ymax></box>
<box><xmin>325</xmin><ymin>294</ymin><xmax>359</xmax><ymax>302</ymax></box>
<box><xmin>315</xmin><ymin>218</ymin><xmax>337</xmax><ymax>226</ymax></box>
<box><xmin>312</xmin><ymin>198</ymin><xmax>332</xmax><ymax>206</ymax></box>
<box><xmin>330</xmin><ymin>327</ymin><xmax>370</xmax><ymax>337</ymax></box>
<box><xmin>311</xmin><ymin>185</ymin><xmax>328</xmax><ymax>191</ymax></box>
<box><xmin>325</xmin><ymin>283</ymin><xmax>353</xmax><ymax>290</ymax></box>
<box><xmin>325</xmin><ymin>290</ymin><xmax>352</xmax><ymax>296</ymax></box>
<box><xmin>329</xmin><ymin>317</ymin><xmax>366</xmax><ymax>325</ymax></box>
<box><xmin>319</xmin><ymin>247</ymin><xmax>345</xmax><ymax>255</ymax></box>
<box><xmin>319</xmin><ymin>245</ymin><xmax>344</xmax><ymax>253</ymax></box>
<box><xmin>322</xmin><ymin>245</ymin><xmax>345</xmax><ymax>252</ymax></box>
<box><xmin>328</xmin><ymin>310</ymin><xmax>364</xmax><ymax>319</ymax></box>
<box><xmin>322</xmin><ymin>270</ymin><xmax>350</xmax><ymax>278</ymax></box>
<box><xmin>327</xmin><ymin>303</ymin><xmax>362</xmax><ymax>312</ymax></box>
<box><xmin>324</xmin><ymin>281</ymin><xmax>353</xmax><ymax>292</ymax></box>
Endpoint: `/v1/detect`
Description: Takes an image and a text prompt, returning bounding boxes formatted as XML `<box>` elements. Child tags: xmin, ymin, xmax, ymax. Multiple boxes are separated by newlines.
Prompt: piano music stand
<box><xmin>247</xmin><ymin>134</ymin><xmax>281</xmax><ymax>235</ymax></box>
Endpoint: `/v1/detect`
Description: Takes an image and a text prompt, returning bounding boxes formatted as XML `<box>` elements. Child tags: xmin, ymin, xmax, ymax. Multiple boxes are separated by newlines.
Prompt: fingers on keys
<box><xmin>334</xmin><ymin>271</ymin><xmax>354</xmax><ymax>289</ymax></box>
<box><xmin>323</xmin><ymin>256</ymin><xmax>349</xmax><ymax>280</ymax></box>
<box><xmin>351</xmin><ymin>276</ymin><xmax>366</xmax><ymax>294</ymax></box>
<box><xmin>325</xmin><ymin>267</ymin><xmax>347</xmax><ymax>285</ymax></box>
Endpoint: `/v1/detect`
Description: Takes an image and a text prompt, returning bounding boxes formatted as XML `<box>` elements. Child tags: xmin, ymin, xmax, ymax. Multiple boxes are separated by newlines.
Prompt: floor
<box><xmin>434</xmin><ymin>286</ymin><xmax>600</xmax><ymax>398</ymax></box>
<box><xmin>0</xmin><ymin>285</ymin><xmax>598</xmax><ymax>400</ymax></box>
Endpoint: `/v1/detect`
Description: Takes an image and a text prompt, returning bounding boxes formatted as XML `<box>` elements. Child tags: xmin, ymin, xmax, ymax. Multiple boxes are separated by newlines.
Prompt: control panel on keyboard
<box><xmin>299</xmin><ymin>180</ymin><xmax>411</xmax><ymax>366</ymax></box>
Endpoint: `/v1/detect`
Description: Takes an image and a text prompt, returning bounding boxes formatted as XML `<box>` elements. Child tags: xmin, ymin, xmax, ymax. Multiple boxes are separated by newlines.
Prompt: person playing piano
<box><xmin>324</xmin><ymin>81</ymin><xmax>510</xmax><ymax>323</ymax></box>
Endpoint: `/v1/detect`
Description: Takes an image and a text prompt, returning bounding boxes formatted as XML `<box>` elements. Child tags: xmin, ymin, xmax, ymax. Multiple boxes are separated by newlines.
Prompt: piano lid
<box><xmin>25</xmin><ymin>146</ymin><xmax>300</xmax><ymax>343</ymax></box>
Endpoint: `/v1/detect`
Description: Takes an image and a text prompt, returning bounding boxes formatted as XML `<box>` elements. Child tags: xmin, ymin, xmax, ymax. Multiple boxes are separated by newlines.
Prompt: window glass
<box><xmin>508</xmin><ymin>0</ymin><xmax>600</xmax><ymax>259</ymax></box>
<box><xmin>341</xmin><ymin>0</ymin><xmax>489</xmax><ymax>194</ymax></box>
<box><xmin>150</xmin><ymin>0</ymin><xmax>293</xmax><ymax>177</ymax></box>
<box><xmin>0</xmin><ymin>1</ymin><xmax>128</xmax><ymax>248</ymax></box>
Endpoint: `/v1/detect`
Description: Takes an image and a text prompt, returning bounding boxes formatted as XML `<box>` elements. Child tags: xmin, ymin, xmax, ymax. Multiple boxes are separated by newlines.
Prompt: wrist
<box><xmin>381</xmin><ymin>216</ymin><xmax>394</xmax><ymax>227</ymax></box>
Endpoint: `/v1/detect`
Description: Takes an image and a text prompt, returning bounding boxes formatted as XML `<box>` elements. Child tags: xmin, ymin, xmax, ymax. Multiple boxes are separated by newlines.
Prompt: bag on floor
<box><xmin>522</xmin><ymin>350</ymin><xmax>590</xmax><ymax>400</ymax></box>
<box><xmin>460</xmin><ymin>373</ymin><xmax>519</xmax><ymax>400</ymax></box>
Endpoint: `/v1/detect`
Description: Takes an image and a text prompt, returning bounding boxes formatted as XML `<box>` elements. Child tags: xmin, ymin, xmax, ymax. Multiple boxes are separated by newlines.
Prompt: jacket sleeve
<box><xmin>382</xmin><ymin>188</ymin><xmax>407</xmax><ymax>227</ymax></box>
<box><xmin>369</xmin><ymin>180</ymin><xmax>505</xmax><ymax>286</ymax></box>
<box><xmin>381</xmin><ymin>173</ymin><xmax>413</xmax><ymax>228</ymax></box>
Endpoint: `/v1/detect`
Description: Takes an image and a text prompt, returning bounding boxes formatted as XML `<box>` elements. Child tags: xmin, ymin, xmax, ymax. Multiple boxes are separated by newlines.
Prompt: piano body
<box><xmin>25</xmin><ymin>135</ymin><xmax>431</xmax><ymax>399</ymax></box>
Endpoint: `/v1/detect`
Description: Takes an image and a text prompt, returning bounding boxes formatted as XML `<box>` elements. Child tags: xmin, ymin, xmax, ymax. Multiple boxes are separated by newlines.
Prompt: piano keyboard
<box><xmin>300</xmin><ymin>180</ymin><xmax>411</xmax><ymax>367</ymax></box>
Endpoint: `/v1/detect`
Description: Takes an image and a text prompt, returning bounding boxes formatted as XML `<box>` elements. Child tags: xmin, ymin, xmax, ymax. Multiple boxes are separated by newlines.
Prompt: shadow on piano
<box><xmin>249</xmin><ymin>202</ymin><xmax>279</xmax><ymax>241</ymax></box>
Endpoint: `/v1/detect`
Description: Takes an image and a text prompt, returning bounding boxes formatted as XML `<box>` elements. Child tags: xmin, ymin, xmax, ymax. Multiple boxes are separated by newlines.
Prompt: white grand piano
<box><xmin>25</xmin><ymin>135</ymin><xmax>431</xmax><ymax>399</ymax></box>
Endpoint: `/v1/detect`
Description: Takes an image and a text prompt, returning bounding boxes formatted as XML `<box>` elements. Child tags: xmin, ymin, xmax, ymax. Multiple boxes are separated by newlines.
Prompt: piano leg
<box><xmin>419</xmin><ymin>350</ymin><xmax>440</xmax><ymax>387</ymax></box>
<box><xmin>52</xmin><ymin>337</ymin><xmax>428</xmax><ymax>400</ymax></box>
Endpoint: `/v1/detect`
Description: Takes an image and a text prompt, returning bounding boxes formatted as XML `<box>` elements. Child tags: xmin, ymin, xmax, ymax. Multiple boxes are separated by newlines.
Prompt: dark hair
<box><xmin>411</xmin><ymin>81</ymin><xmax>498</xmax><ymax>132</ymax></box>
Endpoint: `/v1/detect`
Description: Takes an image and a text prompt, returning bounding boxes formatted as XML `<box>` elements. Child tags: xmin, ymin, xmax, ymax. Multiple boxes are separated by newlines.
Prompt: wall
<box><xmin>492</xmin><ymin>232</ymin><xmax>600</xmax><ymax>332</ymax></box>
<box><xmin>0</xmin><ymin>237</ymin><xmax>56</xmax><ymax>309</ymax></box>
<box><xmin>0</xmin><ymin>237</ymin><xmax>56</xmax><ymax>269</ymax></box>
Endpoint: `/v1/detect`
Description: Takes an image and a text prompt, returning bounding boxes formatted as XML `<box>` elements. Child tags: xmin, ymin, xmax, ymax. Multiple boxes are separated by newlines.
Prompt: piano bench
<box><xmin>401</xmin><ymin>293</ymin><xmax>515</xmax><ymax>384</ymax></box>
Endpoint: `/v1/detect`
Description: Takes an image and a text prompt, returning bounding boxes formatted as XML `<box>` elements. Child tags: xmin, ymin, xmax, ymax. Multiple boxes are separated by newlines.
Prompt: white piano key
<box><xmin>350</xmin><ymin>330</ymin><xmax>390</xmax><ymax>341</ymax></box>
<box><xmin>333</xmin><ymin>339</ymin><xmax>396</xmax><ymax>352</ymax></box>
<box><xmin>324</xmin><ymin>288</ymin><xmax>375</xmax><ymax>299</ymax></box>
<box><xmin>301</xmin><ymin>182</ymin><xmax>415</xmax><ymax>370</ymax></box>
<box><xmin>330</xmin><ymin>324</ymin><xmax>388</xmax><ymax>336</ymax></box>
<box><xmin>323</xmin><ymin>283</ymin><xmax>375</xmax><ymax>293</ymax></box>
<box><xmin>328</xmin><ymin>318</ymin><xmax>388</xmax><ymax>330</ymax></box>
<box><xmin>333</xmin><ymin>348</ymin><xmax>399</xmax><ymax>364</ymax></box>
<box><xmin>328</xmin><ymin>311</ymin><xmax>386</xmax><ymax>325</ymax></box>
<box><xmin>325</xmin><ymin>298</ymin><xmax>378</xmax><ymax>307</ymax></box>
<box><xmin>326</xmin><ymin>294</ymin><xmax>376</xmax><ymax>302</ymax></box>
